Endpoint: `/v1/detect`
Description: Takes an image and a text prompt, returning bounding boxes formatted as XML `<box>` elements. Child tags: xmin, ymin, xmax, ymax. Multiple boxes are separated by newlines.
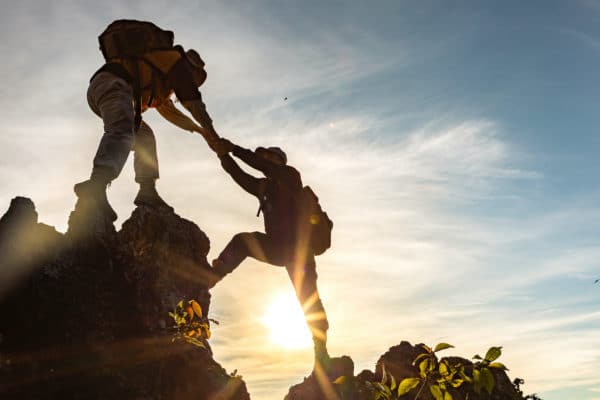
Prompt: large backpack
<box><xmin>96</xmin><ymin>20</ymin><xmax>180</xmax><ymax>129</ymax></box>
<box><xmin>298</xmin><ymin>186</ymin><xmax>333</xmax><ymax>256</ymax></box>
<box><xmin>257</xmin><ymin>183</ymin><xmax>333</xmax><ymax>256</ymax></box>
<box><xmin>98</xmin><ymin>19</ymin><xmax>175</xmax><ymax>61</ymax></box>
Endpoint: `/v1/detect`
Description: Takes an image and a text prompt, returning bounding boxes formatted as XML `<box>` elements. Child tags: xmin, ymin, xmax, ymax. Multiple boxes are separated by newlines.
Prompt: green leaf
<box><xmin>397</xmin><ymin>377</ymin><xmax>420</xmax><ymax>396</ymax></box>
<box><xmin>429</xmin><ymin>384</ymin><xmax>444</xmax><ymax>400</ymax></box>
<box><xmin>472</xmin><ymin>354</ymin><xmax>482</xmax><ymax>360</ymax></box>
<box><xmin>450</xmin><ymin>377</ymin><xmax>464</xmax><ymax>388</ymax></box>
<box><xmin>489</xmin><ymin>362</ymin><xmax>508</xmax><ymax>371</ymax></box>
<box><xmin>434</xmin><ymin>343</ymin><xmax>455</xmax><ymax>353</ymax></box>
<box><xmin>414</xmin><ymin>353</ymin><xmax>430</xmax><ymax>364</ymax></box>
<box><xmin>484</xmin><ymin>346</ymin><xmax>502</xmax><ymax>362</ymax></box>
<box><xmin>439</xmin><ymin>361</ymin><xmax>449</xmax><ymax>377</ymax></box>
<box><xmin>472</xmin><ymin>369</ymin><xmax>481</xmax><ymax>394</ymax></box>
<box><xmin>444</xmin><ymin>390</ymin><xmax>453</xmax><ymax>400</ymax></box>
<box><xmin>480</xmin><ymin>367</ymin><xmax>495</xmax><ymax>395</ymax></box>
<box><xmin>374</xmin><ymin>382</ymin><xmax>391</xmax><ymax>397</ymax></box>
<box><xmin>458</xmin><ymin>370</ymin><xmax>472</xmax><ymax>384</ymax></box>
<box><xmin>390</xmin><ymin>373</ymin><xmax>397</xmax><ymax>391</ymax></box>
<box><xmin>333</xmin><ymin>376</ymin><xmax>346</xmax><ymax>385</ymax></box>
<box><xmin>419</xmin><ymin>359</ymin><xmax>431</xmax><ymax>378</ymax></box>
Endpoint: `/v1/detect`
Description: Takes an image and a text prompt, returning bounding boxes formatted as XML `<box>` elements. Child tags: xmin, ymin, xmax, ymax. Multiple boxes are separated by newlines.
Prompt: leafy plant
<box><xmin>168</xmin><ymin>299</ymin><xmax>212</xmax><ymax>349</ymax></box>
<box><xmin>365</xmin><ymin>343</ymin><xmax>510</xmax><ymax>400</ymax></box>
<box><xmin>399</xmin><ymin>342</ymin><xmax>463</xmax><ymax>400</ymax></box>
<box><xmin>332</xmin><ymin>343</ymin><xmax>537</xmax><ymax>400</ymax></box>
<box><xmin>470</xmin><ymin>346</ymin><xmax>507</xmax><ymax>396</ymax></box>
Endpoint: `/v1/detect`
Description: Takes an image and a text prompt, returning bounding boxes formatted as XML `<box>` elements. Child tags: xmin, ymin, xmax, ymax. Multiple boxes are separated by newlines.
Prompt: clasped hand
<box><xmin>212</xmin><ymin>138</ymin><xmax>235</xmax><ymax>157</ymax></box>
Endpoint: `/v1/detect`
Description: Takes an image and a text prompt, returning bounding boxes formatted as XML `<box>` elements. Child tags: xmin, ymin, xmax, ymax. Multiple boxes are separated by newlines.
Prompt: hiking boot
<box><xmin>134</xmin><ymin>182</ymin><xmax>174</xmax><ymax>211</ymax></box>
<box><xmin>73</xmin><ymin>179</ymin><xmax>117</xmax><ymax>222</ymax></box>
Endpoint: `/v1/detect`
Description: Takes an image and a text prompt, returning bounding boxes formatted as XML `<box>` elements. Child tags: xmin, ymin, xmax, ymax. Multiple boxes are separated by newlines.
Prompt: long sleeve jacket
<box><xmin>220</xmin><ymin>146</ymin><xmax>303</xmax><ymax>243</ymax></box>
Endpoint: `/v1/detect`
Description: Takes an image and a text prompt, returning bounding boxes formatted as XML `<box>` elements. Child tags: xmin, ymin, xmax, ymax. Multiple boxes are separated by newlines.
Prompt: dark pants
<box><xmin>215</xmin><ymin>231</ymin><xmax>329</xmax><ymax>340</ymax></box>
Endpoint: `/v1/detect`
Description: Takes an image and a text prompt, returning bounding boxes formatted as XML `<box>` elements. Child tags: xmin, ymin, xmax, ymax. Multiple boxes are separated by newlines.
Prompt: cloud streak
<box><xmin>1</xmin><ymin>2</ymin><xmax>599</xmax><ymax>400</ymax></box>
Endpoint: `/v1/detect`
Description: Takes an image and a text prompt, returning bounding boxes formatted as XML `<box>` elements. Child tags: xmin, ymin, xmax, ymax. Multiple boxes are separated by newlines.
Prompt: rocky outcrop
<box><xmin>0</xmin><ymin>197</ymin><xmax>248</xmax><ymax>400</ymax></box>
<box><xmin>285</xmin><ymin>356</ymin><xmax>355</xmax><ymax>400</ymax></box>
<box><xmin>0</xmin><ymin>196</ymin><xmax>539</xmax><ymax>400</ymax></box>
<box><xmin>285</xmin><ymin>342</ymin><xmax>523</xmax><ymax>400</ymax></box>
<box><xmin>374</xmin><ymin>342</ymin><xmax>520</xmax><ymax>400</ymax></box>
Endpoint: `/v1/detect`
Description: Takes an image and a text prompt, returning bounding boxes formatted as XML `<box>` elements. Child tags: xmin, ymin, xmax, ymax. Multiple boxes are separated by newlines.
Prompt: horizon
<box><xmin>1</xmin><ymin>1</ymin><xmax>599</xmax><ymax>399</ymax></box>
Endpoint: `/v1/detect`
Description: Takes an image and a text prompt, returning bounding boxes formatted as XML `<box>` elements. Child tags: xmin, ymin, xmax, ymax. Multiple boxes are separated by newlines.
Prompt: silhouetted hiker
<box><xmin>75</xmin><ymin>20</ymin><xmax>220</xmax><ymax>220</ymax></box>
<box><xmin>210</xmin><ymin>138</ymin><xmax>333</xmax><ymax>371</ymax></box>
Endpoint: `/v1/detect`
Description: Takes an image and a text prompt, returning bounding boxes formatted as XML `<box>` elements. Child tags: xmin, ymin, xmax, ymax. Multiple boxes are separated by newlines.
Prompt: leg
<box><xmin>211</xmin><ymin>232</ymin><xmax>285</xmax><ymax>282</ymax></box>
<box><xmin>74</xmin><ymin>72</ymin><xmax>135</xmax><ymax>221</ymax></box>
<box><xmin>133</xmin><ymin>120</ymin><xmax>159</xmax><ymax>183</ymax></box>
<box><xmin>88</xmin><ymin>72</ymin><xmax>136</xmax><ymax>182</ymax></box>
<box><xmin>285</xmin><ymin>255</ymin><xmax>330</xmax><ymax>360</ymax></box>
<box><xmin>133</xmin><ymin>121</ymin><xmax>172</xmax><ymax>209</ymax></box>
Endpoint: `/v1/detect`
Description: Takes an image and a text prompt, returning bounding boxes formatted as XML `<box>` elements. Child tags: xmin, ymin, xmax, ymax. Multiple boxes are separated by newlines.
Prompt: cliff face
<box><xmin>0</xmin><ymin>196</ymin><xmax>537</xmax><ymax>400</ymax></box>
<box><xmin>0</xmin><ymin>196</ymin><xmax>249</xmax><ymax>400</ymax></box>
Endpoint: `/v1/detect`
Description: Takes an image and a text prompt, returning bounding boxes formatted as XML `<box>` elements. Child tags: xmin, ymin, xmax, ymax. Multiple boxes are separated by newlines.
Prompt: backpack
<box><xmin>96</xmin><ymin>20</ymin><xmax>180</xmax><ymax>129</ymax></box>
<box><xmin>98</xmin><ymin>19</ymin><xmax>175</xmax><ymax>61</ymax></box>
<box><xmin>257</xmin><ymin>182</ymin><xmax>333</xmax><ymax>256</ymax></box>
<box><xmin>299</xmin><ymin>186</ymin><xmax>333</xmax><ymax>256</ymax></box>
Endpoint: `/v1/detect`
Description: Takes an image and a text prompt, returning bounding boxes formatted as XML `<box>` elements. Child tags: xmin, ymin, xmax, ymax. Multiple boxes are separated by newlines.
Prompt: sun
<box><xmin>260</xmin><ymin>291</ymin><xmax>312</xmax><ymax>349</ymax></box>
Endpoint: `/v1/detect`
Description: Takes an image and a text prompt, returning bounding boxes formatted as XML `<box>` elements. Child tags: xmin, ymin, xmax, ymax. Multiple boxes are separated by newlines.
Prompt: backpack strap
<box><xmin>256</xmin><ymin>180</ymin><xmax>268</xmax><ymax>217</ymax></box>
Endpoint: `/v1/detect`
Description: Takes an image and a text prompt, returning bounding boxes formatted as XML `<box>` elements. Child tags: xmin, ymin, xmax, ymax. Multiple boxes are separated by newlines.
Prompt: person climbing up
<box><xmin>74</xmin><ymin>20</ymin><xmax>221</xmax><ymax>221</ymax></box>
<box><xmin>210</xmin><ymin>138</ymin><xmax>333</xmax><ymax>372</ymax></box>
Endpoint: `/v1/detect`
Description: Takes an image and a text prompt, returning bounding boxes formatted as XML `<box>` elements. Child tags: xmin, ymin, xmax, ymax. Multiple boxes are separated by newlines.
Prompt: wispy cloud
<box><xmin>1</xmin><ymin>2</ymin><xmax>600</xmax><ymax>400</ymax></box>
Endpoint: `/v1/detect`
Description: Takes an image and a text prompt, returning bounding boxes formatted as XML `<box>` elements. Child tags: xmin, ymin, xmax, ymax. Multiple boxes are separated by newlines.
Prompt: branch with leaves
<box><xmin>353</xmin><ymin>343</ymin><xmax>511</xmax><ymax>400</ymax></box>
<box><xmin>168</xmin><ymin>299</ymin><xmax>215</xmax><ymax>349</ymax></box>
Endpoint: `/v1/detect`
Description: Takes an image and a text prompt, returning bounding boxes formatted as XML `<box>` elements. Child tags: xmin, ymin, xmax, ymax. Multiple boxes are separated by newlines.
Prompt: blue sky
<box><xmin>0</xmin><ymin>1</ymin><xmax>599</xmax><ymax>399</ymax></box>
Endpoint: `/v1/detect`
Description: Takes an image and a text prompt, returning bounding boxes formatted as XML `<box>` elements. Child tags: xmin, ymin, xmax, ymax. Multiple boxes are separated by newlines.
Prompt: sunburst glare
<box><xmin>260</xmin><ymin>291</ymin><xmax>312</xmax><ymax>349</ymax></box>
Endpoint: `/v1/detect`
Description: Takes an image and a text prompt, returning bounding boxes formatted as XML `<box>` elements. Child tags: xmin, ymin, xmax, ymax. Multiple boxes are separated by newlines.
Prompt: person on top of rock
<box><xmin>74</xmin><ymin>20</ymin><xmax>220</xmax><ymax>221</ymax></box>
<box><xmin>209</xmin><ymin>138</ymin><xmax>331</xmax><ymax>371</ymax></box>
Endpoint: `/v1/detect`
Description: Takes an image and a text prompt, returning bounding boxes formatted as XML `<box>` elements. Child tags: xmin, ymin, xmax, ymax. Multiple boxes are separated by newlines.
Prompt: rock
<box><xmin>0</xmin><ymin>197</ymin><xmax>540</xmax><ymax>400</ymax></box>
<box><xmin>67</xmin><ymin>194</ymin><xmax>116</xmax><ymax>238</ymax></box>
<box><xmin>0</xmin><ymin>197</ymin><xmax>248</xmax><ymax>400</ymax></box>
<box><xmin>0</xmin><ymin>197</ymin><xmax>63</xmax><ymax>298</ymax></box>
<box><xmin>376</xmin><ymin>342</ymin><xmax>521</xmax><ymax>400</ymax></box>
<box><xmin>285</xmin><ymin>355</ymin><xmax>354</xmax><ymax>400</ymax></box>
<box><xmin>285</xmin><ymin>341</ymin><xmax>525</xmax><ymax>400</ymax></box>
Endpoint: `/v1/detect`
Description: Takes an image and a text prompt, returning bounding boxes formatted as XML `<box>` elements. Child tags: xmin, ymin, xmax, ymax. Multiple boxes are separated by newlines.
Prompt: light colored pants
<box><xmin>87</xmin><ymin>72</ymin><xmax>159</xmax><ymax>182</ymax></box>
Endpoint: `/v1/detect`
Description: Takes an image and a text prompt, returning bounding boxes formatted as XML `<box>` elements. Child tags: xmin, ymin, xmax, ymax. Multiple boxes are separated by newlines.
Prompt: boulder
<box><xmin>0</xmin><ymin>197</ymin><xmax>248</xmax><ymax>400</ymax></box>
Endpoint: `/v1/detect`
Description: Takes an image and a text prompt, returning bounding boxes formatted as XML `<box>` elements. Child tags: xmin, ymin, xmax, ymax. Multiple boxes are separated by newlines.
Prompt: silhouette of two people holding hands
<box><xmin>75</xmin><ymin>19</ymin><xmax>331</xmax><ymax>371</ymax></box>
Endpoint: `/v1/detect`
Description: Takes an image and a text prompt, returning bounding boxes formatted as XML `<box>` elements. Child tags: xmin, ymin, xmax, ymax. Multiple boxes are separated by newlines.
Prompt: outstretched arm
<box><xmin>168</xmin><ymin>58</ymin><xmax>220</xmax><ymax>148</ymax></box>
<box><xmin>156</xmin><ymin>99</ymin><xmax>204</xmax><ymax>134</ymax></box>
<box><xmin>180</xmin><ymin>98</ymin><xmax>220</xmax><ymax>146</ymax></box>
<box><xmin>219</xmin><ymin>153</ymin><xmax>262</xmax><ymax>197</ymax></box>
<box><xmin>231</xmin><ymin>145</ymin><xmax>277</xmax><ymax>175</ymax></box>
<box><xmin>231</xmin><ymin>145</ymin><xmax>299</xmax><ymax>186</ymax></box>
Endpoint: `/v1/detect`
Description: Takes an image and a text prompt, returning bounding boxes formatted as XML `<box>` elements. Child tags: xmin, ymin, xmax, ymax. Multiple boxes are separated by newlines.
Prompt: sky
<box><xmin>0</xmin><ymin>1</ymin><xmax>599</xmax><ymax>399</ymax></box>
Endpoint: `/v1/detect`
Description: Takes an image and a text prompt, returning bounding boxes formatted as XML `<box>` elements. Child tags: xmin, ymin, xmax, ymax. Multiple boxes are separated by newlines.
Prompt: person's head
<box><xmin>255</xmin><ymin>146</ymin><xmax>287</xmax><ymax>166</ymax></box>
<box><xmin>184</xmin><ymin>49</ymin><xmax>207</xmax><ymax>87</ymax></box>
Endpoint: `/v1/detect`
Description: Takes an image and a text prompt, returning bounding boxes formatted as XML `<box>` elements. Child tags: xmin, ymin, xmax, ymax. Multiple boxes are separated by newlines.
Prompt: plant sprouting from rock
<box><xmin>370</xmin><ymin>343</ymin><xmax>509</xmax><ymax>400</ymax></box>
<box><xmin>168</xmin><ymin>299</ymin><xmax>211</xmax><ymax>349</ymax></box>
<box><xmin>470</xmin><ymin>346</ymin><xmax>507</xmax><ymax>396</ymax></box>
